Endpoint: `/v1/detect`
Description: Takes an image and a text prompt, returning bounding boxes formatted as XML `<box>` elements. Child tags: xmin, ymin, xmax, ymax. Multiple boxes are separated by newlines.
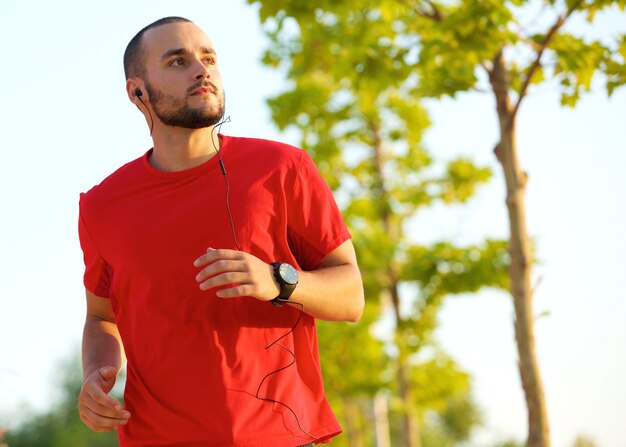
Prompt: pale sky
<box><xmin>0</xmin><ymin>1</ymin><xmax>624</xmax><ymax>447</ymax></box>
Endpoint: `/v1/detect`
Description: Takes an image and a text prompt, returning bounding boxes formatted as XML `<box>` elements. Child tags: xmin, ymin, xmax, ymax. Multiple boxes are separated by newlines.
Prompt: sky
<box><xmin>0</xmin><ymin>1</ymin><xmax>624</xmax><ymax>446</ymax></box>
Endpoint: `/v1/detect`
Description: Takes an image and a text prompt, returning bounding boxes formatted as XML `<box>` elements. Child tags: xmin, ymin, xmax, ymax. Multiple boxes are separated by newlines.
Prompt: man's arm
<box><xmin>78</xmin><ymin>291</ymin><xmax>131</xmax><ymax>431</ymax></box>
<box><xmin>194</xmin><ymin>239</ymin><xmax>365</xmax><ymax>322</ymax></box>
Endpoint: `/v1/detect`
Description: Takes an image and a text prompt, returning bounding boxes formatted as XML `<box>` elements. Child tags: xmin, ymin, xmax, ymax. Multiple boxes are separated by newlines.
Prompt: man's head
<box><xmin>123</xmin><ymin>16</ymin><xmax>192</xmax><ymax>80</ymax></box>
<box><xmin>124</xmin><ymin>17</ymin><xmax>225</xmax><ymax>130</ymax></box>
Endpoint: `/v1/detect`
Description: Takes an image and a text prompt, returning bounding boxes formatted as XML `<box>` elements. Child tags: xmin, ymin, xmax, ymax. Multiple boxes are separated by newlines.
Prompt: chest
<box><xmin>97</xmin><ymin>169</ymin><xmax>287</xmax><ymax>281</ymax></box>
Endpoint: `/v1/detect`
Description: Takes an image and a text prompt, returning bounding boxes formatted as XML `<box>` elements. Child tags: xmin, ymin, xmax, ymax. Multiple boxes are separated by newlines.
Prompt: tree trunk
<box><xmin>371</xmin><ymin>121</ymin><xmax>421</xmax><ymax>447</ymax></box>
<box><xmin>489</xmin><ymin>52</ymin><xmax>550</xmax><ymax>447</ymax></box>
<box><xmin>374</xmin><ymin>391</ymin><xmax>392</xmax><ymax>447</ymax></box>
<box><xmin>393</xmin><ymin>315</ymin><xmax>420</xmax><ymax>447</ymax></box>
<box><xmin>342</xmin><ymin>398</ymin><xmax>366</xmax><ymax>447</ymax></box>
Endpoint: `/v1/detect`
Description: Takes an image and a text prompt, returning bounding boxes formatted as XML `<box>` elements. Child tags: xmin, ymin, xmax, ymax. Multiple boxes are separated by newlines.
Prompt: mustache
<box><xmin>187</xmin><ymin>80</ymin><xmax>218</xmax><ymax>94</ymax></box>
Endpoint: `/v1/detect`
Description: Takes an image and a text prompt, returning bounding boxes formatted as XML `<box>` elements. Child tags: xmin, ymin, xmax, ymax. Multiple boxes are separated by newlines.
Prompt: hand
<box><xmin>78</xmin><ymin>366</ymin><xmax>130</xmax><ymax>432</ymax></box>
<box><xmin>193</xmin><ymin>248</ymin><xmax>280</xmax><ymax>301</ymax></box>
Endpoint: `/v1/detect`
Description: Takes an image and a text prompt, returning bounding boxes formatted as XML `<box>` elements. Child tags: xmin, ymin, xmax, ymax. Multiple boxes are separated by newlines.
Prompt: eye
<box><xmin>203</xmin><ymin>56</ymin><xmax>216</xmax><ymax>65</ymax></box>
<box><xmin>169</xmin><ymin>58</ymin><xmax>185</xmax><ymax>67</ymax></box>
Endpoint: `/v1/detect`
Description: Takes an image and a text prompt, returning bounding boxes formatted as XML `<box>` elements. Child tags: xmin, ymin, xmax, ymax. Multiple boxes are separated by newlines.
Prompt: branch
<box><xmin>423</xmin><ymin>0</ymin><xmax>444</xmax><ymax>21</ymax></box>
<box><xmin>402</xmin><ymin>0</ymin><xmax>444</xmax><ymax>21</ymax></box>
<box><xmin>480</xmin><ymin>61</ymin><xmax>493</xmax><ymax>77</ymax></box>
<box><xmin>511</xmin><ymin>0</ymin><xmax>584</xmax><ymax>121</ymax></box>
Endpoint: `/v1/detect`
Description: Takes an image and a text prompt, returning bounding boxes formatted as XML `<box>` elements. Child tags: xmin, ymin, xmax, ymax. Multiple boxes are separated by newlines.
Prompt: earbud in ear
<box><xmin>135</xmin><ymin>89</ymin><xmax>143</xmax><ymax>97</ymax></box>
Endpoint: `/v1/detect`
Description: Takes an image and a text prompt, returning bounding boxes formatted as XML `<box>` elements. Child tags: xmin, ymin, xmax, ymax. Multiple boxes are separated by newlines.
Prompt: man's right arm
<box><xmin>78</xmin><ymin>290</ymin><xmax>131</xmax><ymax>432</ymax></box>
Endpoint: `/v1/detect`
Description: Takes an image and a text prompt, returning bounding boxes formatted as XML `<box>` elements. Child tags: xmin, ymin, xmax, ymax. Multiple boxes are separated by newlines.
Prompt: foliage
<box><xmin>247</xmin><ymin>1</ymin><xmax>626</xmax><ymax>445</ymax></box>
<box><xmin>4</xmin><ymin>352</ymin><xmax>123</xmax><ymax>447</ymax></box>
<box><xmin>248</xmin><ymin>0</ymin><xmax>515</xmax><ymax>445</ymax></box>
<box><xmin>492</xmin><ymin>441</ymin><xmax>525</xmax><ymax>447</ymax></box>
<box><xmin>571</xmin><ymin>434</ymin><xmax>598</xmax><ymax>447</ymax></box>
<box><xmin>405</xmin><ymin>351</ymin><xmax>482</xmax><ymax>445</ymax></box>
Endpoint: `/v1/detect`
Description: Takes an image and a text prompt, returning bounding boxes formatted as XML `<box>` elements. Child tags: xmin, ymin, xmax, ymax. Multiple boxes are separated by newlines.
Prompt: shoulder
<box><xmin>224</xmin><ymin>135</ymin><xmax>306</xmax><ymax>166</ymax></box>
<box><xmin>80</xmin><ymin>152</ymin><xmax>147</xmax><ymax>211</ymax></box>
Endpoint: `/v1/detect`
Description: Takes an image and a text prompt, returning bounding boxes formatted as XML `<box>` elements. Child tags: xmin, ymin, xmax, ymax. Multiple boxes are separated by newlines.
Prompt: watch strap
<box><xmin>271</xmin><ymin>262</ymin><xmax>297</xmax><ymax>306</ymax></box>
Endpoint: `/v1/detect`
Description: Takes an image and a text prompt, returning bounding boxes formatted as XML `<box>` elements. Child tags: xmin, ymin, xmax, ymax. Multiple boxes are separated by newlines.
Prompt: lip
<box><xmin>191</xmin><ymin>86</ymin><xmax>216</xmax><ymax>96</ymax></box>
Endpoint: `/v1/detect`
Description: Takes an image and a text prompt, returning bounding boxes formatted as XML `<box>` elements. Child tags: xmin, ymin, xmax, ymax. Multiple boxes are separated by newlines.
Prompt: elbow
<box><xmin>347</xmin><ymin>297</ymin><xmax>364</xmax><ymax>323</ymax></box>
<box><xmin>346</xmin><ymin>277</ymin><xmax>365</xmax><ymax>323</ymax></box>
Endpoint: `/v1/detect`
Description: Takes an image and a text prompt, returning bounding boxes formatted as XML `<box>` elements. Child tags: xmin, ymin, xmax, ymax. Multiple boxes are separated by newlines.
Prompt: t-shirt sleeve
<box><xmin>286</xmin><ymin>152</ymin><xmax>351</xmax><ymax>271</ymax></box>
<box><xmin>78</xmin><ymin>195</ymin><xmax>113</xmax><ymax>298</ymax></box>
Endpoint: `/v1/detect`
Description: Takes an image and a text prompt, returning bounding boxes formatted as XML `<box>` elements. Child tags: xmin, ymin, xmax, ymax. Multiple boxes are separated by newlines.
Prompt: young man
<box><xmin>77</xmin><ymin>16</ymin><xmax>364</xmax><ymax>447</ymax></box>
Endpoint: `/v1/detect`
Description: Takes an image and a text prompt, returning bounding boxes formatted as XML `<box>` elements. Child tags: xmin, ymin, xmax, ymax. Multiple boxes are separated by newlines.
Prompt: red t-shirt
<box><xmin>78</xmin><ymin>135</ymin><xmax>350</xmax><ymax>446</ymax></box>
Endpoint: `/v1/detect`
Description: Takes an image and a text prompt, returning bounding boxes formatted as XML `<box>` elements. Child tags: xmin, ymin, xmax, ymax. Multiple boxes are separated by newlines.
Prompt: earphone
<box><xmin>129</xmin><ymin>91</ymin><xmax>316</xmax><ymax>440</ymax></box>
<box><xmin>210</xmin><ymin>116</ymin><xmax>319</xmax><ymax>442</ymax></box>
<box><xmin>134</xmin><ymin>88</ymin><xmax>154</xmax><ymax>136</ymax></box>
<box><xmin>130</xmin><ymin>90</ymin><xmax>316</xmax><ymax>440</ymax></box>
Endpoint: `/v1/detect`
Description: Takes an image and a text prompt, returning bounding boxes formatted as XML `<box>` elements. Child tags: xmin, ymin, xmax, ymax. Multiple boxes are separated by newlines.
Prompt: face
<box><xmin>139</xmin><ymin>22</ymin><xmax>225</xmax><ymax>129</ymax></box>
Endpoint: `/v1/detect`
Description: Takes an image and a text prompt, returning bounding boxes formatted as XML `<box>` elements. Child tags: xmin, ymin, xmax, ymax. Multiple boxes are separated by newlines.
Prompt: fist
<box><xmin>78</xmin><ymin>366</ymin><xmax>131</xmax><ymax>432</ymax></box>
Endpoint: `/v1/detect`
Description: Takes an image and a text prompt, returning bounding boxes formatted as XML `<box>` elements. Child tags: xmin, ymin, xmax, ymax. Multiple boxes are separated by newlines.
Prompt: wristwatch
<box><xmin>271</xmin><ymin>262</ymin><xmax>298</xmax><ymax>306</ymax></box>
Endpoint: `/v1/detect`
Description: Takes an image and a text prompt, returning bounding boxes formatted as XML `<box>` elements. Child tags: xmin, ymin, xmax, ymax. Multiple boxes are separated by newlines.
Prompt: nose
<box><xmin>192</xmin><ymin>58</ymin><xmax>211</xmax><ymax>80</ymax></box>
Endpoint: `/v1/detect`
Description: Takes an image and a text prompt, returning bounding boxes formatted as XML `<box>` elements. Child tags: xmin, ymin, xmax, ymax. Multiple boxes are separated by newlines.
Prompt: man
<box><xmin>77</xmin><ymin>16</ymin><xmax>364</xmax><ymax>447</ymax></box>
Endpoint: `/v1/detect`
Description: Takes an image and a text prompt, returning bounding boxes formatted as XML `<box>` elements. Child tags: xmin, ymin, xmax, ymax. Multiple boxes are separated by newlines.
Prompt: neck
<box><xmin>149</xmin><ymin>125</ymin><xmax>220</xmax><ymax>172</ymax></box>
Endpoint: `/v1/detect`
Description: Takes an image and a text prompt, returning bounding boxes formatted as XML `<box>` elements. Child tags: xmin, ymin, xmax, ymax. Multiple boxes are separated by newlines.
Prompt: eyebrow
<box><xmin>160</xmin><ymin>47</ymin><xmax>216</xmax><ymax>61</ymax></box>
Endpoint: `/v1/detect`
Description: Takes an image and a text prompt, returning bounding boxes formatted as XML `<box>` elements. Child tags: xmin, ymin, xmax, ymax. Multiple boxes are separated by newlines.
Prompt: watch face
<box><xmin>279</xmin><ymin>263</ymin><xmax>298</xmax><ymax>285</ymax></box>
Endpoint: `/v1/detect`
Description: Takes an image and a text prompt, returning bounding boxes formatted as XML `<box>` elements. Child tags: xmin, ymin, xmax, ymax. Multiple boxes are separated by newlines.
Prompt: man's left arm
<box><xmin>194</xmin><ymin>240</ymin><xmax>364</xmax><ymax>322</ymax></box>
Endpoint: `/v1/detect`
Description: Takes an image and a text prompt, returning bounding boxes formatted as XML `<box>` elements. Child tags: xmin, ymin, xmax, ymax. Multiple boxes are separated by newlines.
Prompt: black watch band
<box><xmin>271</xmin><ymin>262</ymin><xmax>298</xmax><ymax>306</ymax></box>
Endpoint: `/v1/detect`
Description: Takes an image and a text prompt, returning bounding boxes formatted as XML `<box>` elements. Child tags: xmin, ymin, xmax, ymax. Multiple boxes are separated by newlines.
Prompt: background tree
<box><xmin>248</xmin><ymin>2</ymin><xmax>510</xmax><ymax>446</ymax></box>
<box><xmin>407</xmin><ymin>2</ymin><xmax>624</xmax><ymax>446</ymax></box>
<box><xmin>4</xmin><ymin>352</ymin><xmax>123</xmax><ymax>447</ymax></box>
<box><xmin>247</xmin><ymin>1</ymin><xmax>626</xmax><ymax>446</ymax></box>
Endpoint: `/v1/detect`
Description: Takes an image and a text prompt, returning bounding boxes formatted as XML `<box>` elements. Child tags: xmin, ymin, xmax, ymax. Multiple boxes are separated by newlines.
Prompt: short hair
<box><xmin>123</xmin><ymin>16</ymin><xmax>193</xmax><ymax>80</ymax></box>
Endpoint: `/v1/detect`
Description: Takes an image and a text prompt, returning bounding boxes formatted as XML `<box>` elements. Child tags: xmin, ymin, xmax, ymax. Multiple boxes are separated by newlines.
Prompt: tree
<box><xmin>410</xmin><ymin>2</ymin><xmax>624</xmax><ymax>446</ymax></box>
<box><xmin>247</xmin><ymin>1</ymin><xmax>626</xmax><ymax>446</ymax></box>
<box><xmin>248</xmin><ymin>2</ymin><xmax>510</xmax><ymax>446</ymax></box>
<box><xmin>0</xmin><ymin>428</ymin><xmax>9</xmax><ymax>447</ymax></box>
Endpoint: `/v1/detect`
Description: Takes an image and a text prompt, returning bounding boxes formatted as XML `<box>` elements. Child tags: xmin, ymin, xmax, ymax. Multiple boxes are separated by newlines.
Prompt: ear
<box><xmin>126</xmin><ymin>78</ymin><xmax>145</xmax><ymax>106</ymax></box>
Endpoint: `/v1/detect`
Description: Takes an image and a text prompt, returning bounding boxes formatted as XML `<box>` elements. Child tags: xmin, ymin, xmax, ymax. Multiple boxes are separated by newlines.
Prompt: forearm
<box><xmin>82</xmin><ymin>316</ymin><xmax>125</xmax><ymax>380</ymax></box>
<box><xmin>291</xmin><ymin>263</ymin><xmax>364</xmax><ymax>322</ymax></box>
<box><xmin>194</xmin><ymin>240</ymin><xmax>365</xmax><ymax>322</ymax></box>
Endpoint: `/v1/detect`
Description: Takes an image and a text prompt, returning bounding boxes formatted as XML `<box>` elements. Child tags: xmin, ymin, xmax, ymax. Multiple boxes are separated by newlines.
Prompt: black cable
<box><xmin>136</xmin><ymin>96</ymin><xmax>154</xmax><ymax>136</ymax></box>
<box><xmin>255</xmin><ymin>301</ymin><xmax>320</xmax><ymax>442</ymax></box>
<box><xmin>208</xmin><ymin>113</ymin><xmax>316</xmax><ymax>441</ymax></box>
<box><xmin>210</xmin><ymin>112</ymin><xmax>229</xmax><ymax>154</ymax></box>
<box><xmin>209</xmin><ymin>113</ymin><xmax>240</xmax><ymax>252</ymax></box>
<box><xmin>220</xmin><ymin>160</ymin><xmax>240</xmax><ymax>252</ymax></box>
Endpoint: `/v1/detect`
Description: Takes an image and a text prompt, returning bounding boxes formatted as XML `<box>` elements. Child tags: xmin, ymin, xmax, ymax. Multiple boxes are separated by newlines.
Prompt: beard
<box><xmin>144</xmin><ymin>79</ymin><xmax>225</xmax><ymax>129</ymax></box>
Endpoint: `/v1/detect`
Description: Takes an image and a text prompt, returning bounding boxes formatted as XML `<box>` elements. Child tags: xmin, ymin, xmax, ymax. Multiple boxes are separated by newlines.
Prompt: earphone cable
<box><xmin>208</xmin><ymin>114</ymin><xmax>316</xmax><ymax>441</ymax></box>
<box><xmin>210</xmin><ymin>113</ymin><xmax>240</xmax><ymax>252</ymax></box>
<box><xmin>136</xmin><ymin>96</ymin><xmax>154</xmax><ymax>136</ymax></box>
<box><xmin>255</xmin><ymin>301</ymin><xmax>320</xmax><ymax>442</ymax></box>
